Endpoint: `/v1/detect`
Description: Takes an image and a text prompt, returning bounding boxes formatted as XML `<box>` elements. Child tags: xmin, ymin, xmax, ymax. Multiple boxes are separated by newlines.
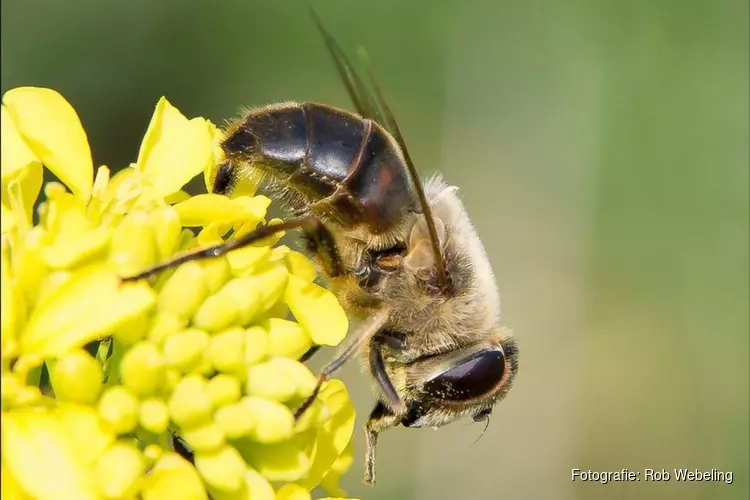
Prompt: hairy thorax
<box><xmin>322</xmin><ymin>176</ymin><xmax>502</xmax><ymax>363</ymax></box>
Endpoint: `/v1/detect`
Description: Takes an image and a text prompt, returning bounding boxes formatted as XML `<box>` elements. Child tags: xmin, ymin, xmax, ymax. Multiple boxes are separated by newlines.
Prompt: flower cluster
<box><xmin>1</xmin><ymin>87</ymin><xmax>358</xmax><ymax>500</ymax></box>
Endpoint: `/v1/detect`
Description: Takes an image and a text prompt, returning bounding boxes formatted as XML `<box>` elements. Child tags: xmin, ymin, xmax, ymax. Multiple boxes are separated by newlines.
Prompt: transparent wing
<box><xmin>309</xmin><ymin>9</ymin><xmax>389</xmax><ymax>127</ymax></box>
<box><xmin>310</xmin><ymin>9</ymin><xmax>449</xmax><ymax>290</ymax></box>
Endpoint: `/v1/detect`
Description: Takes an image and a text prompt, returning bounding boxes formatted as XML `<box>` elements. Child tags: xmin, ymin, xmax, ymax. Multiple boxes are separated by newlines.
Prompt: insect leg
<box><xmin>369</xmin><ymin>333</ymin><xmax>407</xmax><ymax>414</ymax></box>
<box><xmin>120</xmin><ymin>214</ymin><xmax>342</xmax><ymax>282</ymax></box>
<box><xmin>361</xmin><ymin>332</ymin><xmax>409</xmax><ymax>485</ymax></box>
<box><xmin>298</xmin><ymin>345</ymin><xmax>322</xmax><ymax>363</ymax></box>
<box><xmin>364</xmin><ymin>400</ymin><xmax>400</xmax><ymax>485</ymax></box>
<box><xmin>293</xmin><ymin>306</ymin><xmax>391</xmax><ymax>420</ymax></box>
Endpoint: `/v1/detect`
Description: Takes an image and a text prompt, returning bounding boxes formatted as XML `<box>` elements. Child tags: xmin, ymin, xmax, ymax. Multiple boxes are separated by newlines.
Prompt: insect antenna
<box><xmin>309</xmin><ymin>7</ymin><xmax>371</xmax><ymax>118</ymax></box>
<box><xmin>472</xmin><ymin>414</ymin><xmax>491</xmax><ymax>446</ymax></box>
<box><xmin>310</xmin><ymin>7</ymin><xmax>449</xmax><ymax>291</ymax></box>
<box><xmin>356</xmin><ymin>48</ymin><xmax>448</xmax><ymax>290</ymax></box>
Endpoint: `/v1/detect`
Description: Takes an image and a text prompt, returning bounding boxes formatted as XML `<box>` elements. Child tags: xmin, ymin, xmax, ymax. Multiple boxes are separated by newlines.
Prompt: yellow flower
<box><xmin>1</xmin><ymin>87</ymin><xmax>357</xmax><ymax>500</ymax></box>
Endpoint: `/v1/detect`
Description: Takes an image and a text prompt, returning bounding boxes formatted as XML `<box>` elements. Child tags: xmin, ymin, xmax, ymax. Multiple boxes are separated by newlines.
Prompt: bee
<box><xmin>124</xmin><ymin>11</ymin><xmax>519</xmax><ymax>485</ymax></box>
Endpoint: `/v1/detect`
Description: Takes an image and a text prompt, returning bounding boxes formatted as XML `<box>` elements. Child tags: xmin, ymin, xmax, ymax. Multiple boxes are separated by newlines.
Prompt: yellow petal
<box><xmin>227</xmin><ymin>246</ymin><xmax>272</xmax><ymax>274</ymax></box>
<box><xmin>137</xmin><ymin>97</ymin><xmax>213</xmax><ymax>198</ymax></box>
<box><xmin>174</xmin><ymin>194</ymin><xmax>247</xmax><ymax>227</ymax></box>
<box><xmin>297</xmin><ymin>380</ymin><xmax>355</xmax><ymax>491</ymax></box>
<box><xmin>2</xmin><ymin>167</ymin><xmax>42</xmax><ymax>238</ymax></box>
<box><xmin>285</xmin><ymin>250</ymin><xmax>318</xmax><ymax>283</ymax></box>
<box><xmin>319</xmin><ymin>439</ymin><xmax>355</xmax><ymax>497</ymax></box>
<box><xmin>104</xmin><ymin>165</ymin><xmax>137</xmax><ymax>208</ymax></box>
<box><xmin>2</xmin><ymin>457</ymin><xmax>33</xmax><ymax>500</ymax></box>
<box><xmin>20</xmin><ymin>263</ymin><xmax>156</xmax><ymax>361</ymax></box>
<box><xmin>232</xmin><ymin>195</ymin><xmax>271</xmax><ymax>222</ymax></box>
<box><xmin>1</xmin><ymin>105</ymin><xmax>40</xmax><ymax>185</ymax></box>
<box><xmin>3</xmin><ymin>87</ymin><xmax>93</xmax><ymax>201</ymax></box>
<box><xmin>233</xmin><ymin>439</ymin><xmax>310</xmax><ymax>483</ymax></box>
<box><xmin>39</xmin><ymin>183</ymin><xmax>91</xmax><ymax>236</ymax></box>
<box><xmin>203</xmin><ymin>122</ymin><xmax>226</xmax><ymax>193</ymax></box>
<box><xmin>1</xmin><ymin>202</ymin><xmax>17</xmax><ymax>234</ymax></box>
<box><xmin>17</xmin><ymin>162</ymin><xmax>43</xmax><ymax>224</ymax></box>
<box><xmin>285</xmin><ymin>275</ymin><xmax>348</xmax><ymax>346</ymax></box>
<box><xmin>2</xmin><ymin>409</ymin><xmax>98</xmax><ymax>500</ymax></box>
<box><xmin>1</xmin><ymin>109</ymin><xmax>43</xmax><ymax>226</ymax></box>
<box><xmin>203</xmin><ymin>128</ymin><xmax>259</xmax><ymax>199</ymax></box>
<box><xmin>42</xmin><ymin>226</ymin><xmax>111</xmax><ymax>270</ymax></box>
<box><xmin>1</xmin><ymin>243</ymin><xmax>18</xmax><ymax>356</ymax></box>
<box><xmin>195</xmin><ymin>221</ymin><xmax>220</xmax><ymax>243</ymax></box>
<box><xmin>164</xmin><ymin>189</ymin><xmax>191</xmax><ymax>205</ymax></box>
<box><xmin>173</xmin><ymin>194</ymin><xmax>269</xmax><ymax>227</ymax></box>
<box><xmin>275</xmin><ymin>484</ymin><xmax>311</xmax><ymax>500</ymax></box>
<box><xmin>11</xmin><ymin>226</ymin><xmax>51</xmax><ymax>306</ymax></box>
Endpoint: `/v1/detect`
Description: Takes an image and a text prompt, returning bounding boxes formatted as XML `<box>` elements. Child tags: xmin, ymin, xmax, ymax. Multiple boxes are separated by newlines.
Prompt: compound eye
<box><xmin>423</xmin><ymin>348</ymin><xmax>506</xmax><ymax>401</ymax></box>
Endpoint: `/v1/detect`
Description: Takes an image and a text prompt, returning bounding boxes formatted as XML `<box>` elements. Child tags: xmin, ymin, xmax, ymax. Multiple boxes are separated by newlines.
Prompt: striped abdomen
<box><xmin>214</xmin><ymin>102</ymin><xmax>417</xmax><ymax>233</ymax></box>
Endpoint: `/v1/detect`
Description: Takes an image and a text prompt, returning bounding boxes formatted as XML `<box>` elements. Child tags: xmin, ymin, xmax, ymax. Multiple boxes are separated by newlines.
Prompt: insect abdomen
<box><xmin>216</xmin><ymin>102</ymin><xmax>416</xmax><ymax>233</ymax></box>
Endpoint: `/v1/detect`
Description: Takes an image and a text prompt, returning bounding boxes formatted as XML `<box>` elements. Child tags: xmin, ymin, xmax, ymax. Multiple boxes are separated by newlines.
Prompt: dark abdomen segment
<box><xmin>216</xmin><ymin>102</ymin><xmax>416</xmax><ymax>233</ymax></box>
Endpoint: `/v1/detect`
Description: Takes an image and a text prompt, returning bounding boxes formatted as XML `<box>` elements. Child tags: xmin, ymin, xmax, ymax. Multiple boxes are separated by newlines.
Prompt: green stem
<box><xmin>26</xmin><ymin>364</ymin><xmax>43</xmax><ymax>387</ymax></box>
<box><xmin>104</xmin><ymin>339</ymin><xmax>124</xmax><ymax>387</ymax></box>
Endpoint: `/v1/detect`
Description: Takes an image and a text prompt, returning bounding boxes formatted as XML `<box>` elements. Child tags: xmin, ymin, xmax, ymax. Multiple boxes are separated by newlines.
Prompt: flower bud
<box><xmin>112</xmin><ymin>310</ymin><xmax>150</xmax><ymax>345</ymax></box>
<box><xmin>139</xmin><ymin>398</ymin><xmax>170</xmax><ymax>434</ymax></box>
<box><xmin>250</xmin><ymin>265</ymin><xmax>288</xmax><ymax>314</ymax></box>
<box><xmin>192</xmin><ymin>293</ymin><xmax>239</xmax><ymax>332</ymax></box>
<box><xmin>168</xmin><ymin>375</ymin><xmax>212</xmax><ymax>429</ymax></box>
<box><xmin>194</xmin><ymin>445</ymin><xmax>246</xmax><ymax>494</ymax></box>
<box><xmin>180</xmin><ymin>422</ymin><xmax>226</xmax><ymax>453</ymax></box>
<box><xmin>207</xmin><ymin>327</ymin><xmax>245</xmax><ymax>374</ymax></box>
<box><xmin>241</xmin><ymin>396</ymin><xmax>294</xmax><ymax>444</ymax></box>
<box><xmin>201</xmin><ymin>257</ymin><xmax>231</xmax><ymax>294</ymax></box>
<box><xmin>163</xmin><ymin>328</ymin><xmax>210</xmax><ymax>373</ymax></box>
<box><xmin>109</xmin><ymin>211</ymin><xmax>158</xmax><ymax>276</ymax></box>
<box><xmin>216</xmin><ymin>277</ymin><xmax>263</xmax><ymax>326</ymax></box>
<box><xmin>214</xmin><ymin>402</ymin><xmax>255</xmax><ymax>439</ymax></box>
<box><xmin>266</xmin><ymin>358</ymin><xmax>317</xmax><ymax>398</ymax></box>
<box><xmin>243</xmin><ymin>326</ymin><xmax>268</xmax><ymax>367</ymax></box>
<box><xmin>246</xmin><ymin>362</ymin><xmax>296</xmax><ymax>403</ymax></box>
<box><xmin>98</xmin><ymin>386</ymin><xmax>140</xmax><ymax>434</ymax></box>
<box><xmin>158</xmin><ymin>262</ymin><xmax>208</xmax><ymax>319</ymax></box>
<box><xmin>206</xmin><ymin>374</ymin><xmax>241</xmax><ymax>408</ymax></box>
<box><xmin>264</xmin><ymin>318</ymin><xmax>312</xmax><ymax>360</ymax></box>
<box><xmin>143</xmin><ymin>444</ymin><xmax>163</xmax><ymax>464</ymax></box>
<box><xmin>51</xmin><ymin>349</ymin><xmax>102</xmax><ymax>404</ymax></box>
<box><xmin>120</xmin><ymin>342</ymin><xmax>165</xmax><ymax>397</ymax></box>
<box><xmin>147</xmin><ymin>313</ymin><xmax>187</xmax><ymax>345</ymax></box>
<box><xmin>148</xmin><ymin>205</ymin><xmax>181</xmax><ymax>259</ymax></box>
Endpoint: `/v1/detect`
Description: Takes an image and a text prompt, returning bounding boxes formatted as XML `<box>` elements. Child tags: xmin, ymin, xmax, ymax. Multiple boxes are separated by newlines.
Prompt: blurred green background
<box><xmin>3</xmin><ymin>0</ymin><xmax>748</xmax><ymax>499</ymax></box>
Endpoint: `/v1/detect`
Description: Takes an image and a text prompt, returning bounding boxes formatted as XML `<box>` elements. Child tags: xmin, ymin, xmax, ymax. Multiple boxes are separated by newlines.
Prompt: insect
<box><xmin>123</xmin><ymin>11</ymin><xmax>519</xmax><ymax>485</ymax></box>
